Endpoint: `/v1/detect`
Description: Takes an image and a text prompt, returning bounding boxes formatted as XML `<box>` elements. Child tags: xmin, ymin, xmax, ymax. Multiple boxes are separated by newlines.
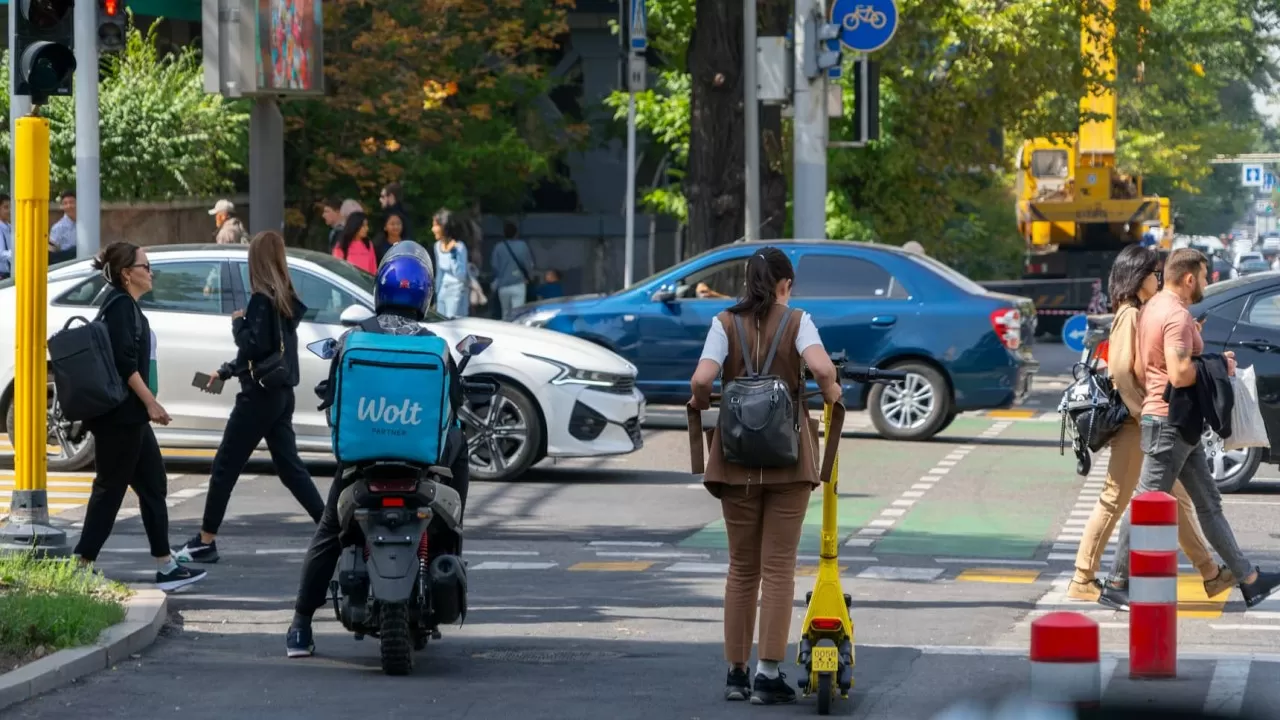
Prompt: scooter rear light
<box><xmin>811</xmin><ymin>617</ymin><xmax>842</xmax><ymax>631</ymax></box>
<box><xmin>382</xmin><ymin>497</ymin><xmax>405</xmax><ymax>507</ymax></box>
<box><xmin>1095</xmin><ymin>339</ymin><xmax>1109</xmax><ymax>364</ymax></box>
<box><xmin>369</xmin><ymin>478</ymin><xmax>417</xmax><ymax>493</ymax></box>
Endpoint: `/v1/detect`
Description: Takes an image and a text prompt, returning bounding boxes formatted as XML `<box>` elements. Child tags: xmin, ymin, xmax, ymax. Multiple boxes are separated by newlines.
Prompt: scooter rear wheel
<box><xmin>379</xmin><ymin>603</ymin><xmax>414</xmax><ymax>676</ymax></box>
<box><xmin>816</xmin><ymin>672</ymin><xmax>833</xmax><ymax>715</ymax></box>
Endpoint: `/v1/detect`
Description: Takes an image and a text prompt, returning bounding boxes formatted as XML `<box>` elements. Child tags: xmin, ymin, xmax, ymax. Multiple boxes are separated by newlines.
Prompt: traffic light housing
<box><xmin>803</xmin><ymin>15</ymin><xmax>843</xmax><ymax>80</ymax></box>
<box><xmin>98</xmin><ymin>0</ymin><xmax>126</xmax><ymax>52</ymax></box>
<box><xmin>13</xmin><ymin>0</ymin><xmax>76</xmax><ymax>104</ymax></box>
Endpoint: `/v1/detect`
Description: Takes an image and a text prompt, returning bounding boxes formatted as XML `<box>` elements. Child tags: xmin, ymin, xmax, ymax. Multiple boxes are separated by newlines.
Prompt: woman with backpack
<box><xmin>689</xmin><ymin>247</ymin><xmax>842</xmax><ymax>706</ymax></box>
<box><xmin>74</xmin><ymin>242</ymin><xmax>208</xmax><ymax>591</ymax></box>
<box><xmin>174</xmin><ymin>231</ymin><xmax>325</xmax><ymax>564</ymax></box>
<box><xmin>1067</xmin><ymin>244</ymin><xmax>1233</xmax><ymax>602</ymax></box>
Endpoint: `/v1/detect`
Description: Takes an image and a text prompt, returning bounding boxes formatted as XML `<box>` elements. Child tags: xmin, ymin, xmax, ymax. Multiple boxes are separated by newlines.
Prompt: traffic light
<box><xmin>13</xmin><ymin>0</ymin><xmax>76</xmax><ymax>104</ymax></box>
<box><xmin>803</xmin><ymin>14</ymin><xmax>843</xmax><ymax>80</ymax></box>
<box><xmin>98</xmin><ymin>0</ymin><xmax>126</xmax><ymax>52</ymax></box>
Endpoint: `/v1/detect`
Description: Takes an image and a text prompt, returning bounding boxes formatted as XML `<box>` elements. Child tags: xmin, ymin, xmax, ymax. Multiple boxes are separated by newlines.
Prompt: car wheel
<box><xmin>938</xmin><ymin>411</ymin><xmax>958</xmax><ymax>433</ymax></box>
<box><xmin>868</xmin><ymin>362</ymin><xmax>952</xmax><ymax>441</ymax></box>
<box><xmin>459</xmin><ymin>381</ymin><xmax>542</xmax><ymax>482</ymax></box>
<box><xmin>5</xmin><ymin>379</ymin><xmax>95</xmax><ymax>472</ymax></box>
<box><xmin>1202</xmin><ymin>428</ymin><xmax>1262</xmax><ymax>494</ymax></box>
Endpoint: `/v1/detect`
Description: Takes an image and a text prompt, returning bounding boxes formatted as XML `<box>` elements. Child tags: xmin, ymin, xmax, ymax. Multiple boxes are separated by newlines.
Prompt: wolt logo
<box><xmin>357</xmin><ymin>396</ymin><xmax>424</xmax><ymax>425</ymax></box>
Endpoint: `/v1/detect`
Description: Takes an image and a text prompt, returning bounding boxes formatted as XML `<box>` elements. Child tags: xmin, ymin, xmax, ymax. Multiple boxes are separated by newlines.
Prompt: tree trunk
<box><xmin>758</xmin><ymin>0</ymin><xmax>790</xmax><ymax>240</ymax></box>
<box><xmin>684</xmin><ymin>1</ymin><xmax>745</xmax><ymax>258</ymax></box>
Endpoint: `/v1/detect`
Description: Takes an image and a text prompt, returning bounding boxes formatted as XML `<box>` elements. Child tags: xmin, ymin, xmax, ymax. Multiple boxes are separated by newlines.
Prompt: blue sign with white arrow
<box><xmin>1062</xmin><ymin>313</ymin><xmax>1088</xmax><ymax>353</ymax></box>
<box><xmin>829</xmin><ymin>0</ymin><xmax>899</xmax><ymax>53</ymax></box>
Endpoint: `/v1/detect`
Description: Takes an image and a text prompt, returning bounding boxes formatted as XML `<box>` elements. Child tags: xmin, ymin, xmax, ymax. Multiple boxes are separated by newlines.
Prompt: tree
<box><xmin>0</xmin><ymin>16</ymin><xmax>249</xmax><ymax>201</ymax></box>
<box><xmin>283</xmin><ymin>0</ymin><xmax>586</xmax><ymax>238</ymax></box>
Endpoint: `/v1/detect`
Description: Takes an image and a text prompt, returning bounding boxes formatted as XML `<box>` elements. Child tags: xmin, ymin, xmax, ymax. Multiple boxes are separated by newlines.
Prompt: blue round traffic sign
<box><xmin>829</xmin><ymin>0</ymin><xmax>899</xmax><ymax>53</ymax></box>
<box><xmin>1062</xmin><ymin>313</ymin><xmax>1088</xmax><ymax>353</ymax></box>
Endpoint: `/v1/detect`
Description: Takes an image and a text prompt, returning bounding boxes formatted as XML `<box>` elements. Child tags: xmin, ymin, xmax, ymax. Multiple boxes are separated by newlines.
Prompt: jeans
<box><xmin>1109</xmin><ymin>415</ymin><xmax>1252</xmax><ymax>582</ymax></box>
<box><xmin>75</xmin><ymin>422</ymin><xmax>170</xmax><ymax>561</ymax></box>
<box><xmin>436</xmin><ymin>285</ymin><xmax>469</xmax><ymax>318</ymax></box>
<box><xmin>201</xmin><ymin>386</ymin><xmax>325</xmax><ymax>535</ymax></box>
<box><xmin>293</xmin><ymin>427</ymin><xmax>471</xmax><ymax>619</ymax></box>
<box><xmin>496</xmin><ymin>284</ymin><xmax>527</xmax><ymax>319</ymax></box>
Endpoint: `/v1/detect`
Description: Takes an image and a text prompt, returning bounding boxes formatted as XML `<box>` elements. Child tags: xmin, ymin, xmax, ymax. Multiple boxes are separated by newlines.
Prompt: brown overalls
<box><xmin>703</xmin><ymin>303</ymin><xmax>819</xmax><ymax>666</ymax></box>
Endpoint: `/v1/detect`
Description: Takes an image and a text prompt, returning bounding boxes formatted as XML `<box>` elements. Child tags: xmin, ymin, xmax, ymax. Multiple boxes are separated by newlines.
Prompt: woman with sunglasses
<box><xmin>1067</xmin><ymin>244</ymin><xmax>1233</xmax><ymax>601</ymax></box>
<box><xmin>73</xmin><ymin>242</ymin><xmax>207</xmax><ymax>591</ymax></box>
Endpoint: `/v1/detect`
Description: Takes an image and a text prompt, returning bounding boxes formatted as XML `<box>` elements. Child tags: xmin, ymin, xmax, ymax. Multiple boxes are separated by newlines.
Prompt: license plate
<box><xmin>811</xmin><ymin>646</ymin><xmax>839</xmax><ymax>673</ymax></box>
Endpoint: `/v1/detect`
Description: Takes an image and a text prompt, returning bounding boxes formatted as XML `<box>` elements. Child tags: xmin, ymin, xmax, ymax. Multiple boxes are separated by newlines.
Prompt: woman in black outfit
<box><xmin>74</xmin><ymin>242</ymin><xmax>208</xmax><ymax>591</ymax></box>
<box><xmin>174</xmin><ymin>231</ymin><xmax>325</xmax><ymax>563</ymax></box>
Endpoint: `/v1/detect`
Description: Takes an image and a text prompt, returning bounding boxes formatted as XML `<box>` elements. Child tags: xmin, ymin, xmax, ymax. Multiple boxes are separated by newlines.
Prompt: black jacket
<box><xmin>1164</xmin><ymin>353</ymin><xmax>1234</xmax><ymax>444</ymax></box>
<box><xmin>87</xmin><ymin>287</ymin><xmax>152</xmax><ymax>428</ymax></box>
<box><xmin>218</xmin><ymin>292</ymin><xmax>309</xmax><ymax>390</ymax></box>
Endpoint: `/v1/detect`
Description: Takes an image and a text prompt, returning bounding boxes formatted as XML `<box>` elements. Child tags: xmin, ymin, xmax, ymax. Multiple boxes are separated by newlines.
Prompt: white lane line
<box><xmin>589</xmin><ymin>541</ymin><xmax>665</xmax><ymax>548</ymax></box>
<box><xmin>856</xmin><ymin>566</ymin><xmax>944</xmax><ymax>582</ymax></box>
<box><xmin>845</xmin><ymin>420</ymin><xmax>1013</xmax><ymax>550</ymax></box>
<box><xmin>933</xmin><ymin>558</ymin><xmax>1047</xmax><ymax>567</ymax></box>
<box><xmin>595</xmin><ymin>551</ymin><xmax>708</xmax><ymax>559</ymax></box>
<box><xmin>470</xmin><ymin>561</ymin><xmax>558</xmax><ymax>571</ymax></box>
<box><xmin>1203</xmin><ymin>658</ymin><xmax>1251</xmax><ymax>716</ymax></box>
<box><xmin>664</xmin><ymin>562</ymin><xmax>729</xmax><ymax>574</ymax></box>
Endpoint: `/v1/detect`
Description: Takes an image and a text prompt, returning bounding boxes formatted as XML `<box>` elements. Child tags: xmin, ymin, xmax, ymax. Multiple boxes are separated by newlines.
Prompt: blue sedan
<box><xmin>510</xmin><ymin>241</ymin><xmax>1039</xmax><ymax>441</ymax></box>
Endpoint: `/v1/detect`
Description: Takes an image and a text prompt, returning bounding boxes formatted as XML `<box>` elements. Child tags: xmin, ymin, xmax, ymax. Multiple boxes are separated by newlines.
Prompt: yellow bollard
<box><xmin>0</xmin><ymin>114</ymin><xmax>67</xmax><ymax>554</ymax></box>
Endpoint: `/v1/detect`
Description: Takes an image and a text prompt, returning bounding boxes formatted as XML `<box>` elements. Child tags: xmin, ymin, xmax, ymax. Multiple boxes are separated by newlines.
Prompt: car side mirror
<box><xmin>651</xmin><ymin>284</ymin><xmax>677</xmax><ymax>303</ymax></box>
<box><xmin>456</xmin><ymin>334</ymin><xmax>493</xmax><ymax>357</ymax></box>
<box><xmin>339</xmin><ymin>304</ymin><xmax>374</xmax><ymax>327</ymax></box>
<box><xmin>306</xmin><ymin>339</ymin><xmax>337</xmax><ymax>360</ymax></box>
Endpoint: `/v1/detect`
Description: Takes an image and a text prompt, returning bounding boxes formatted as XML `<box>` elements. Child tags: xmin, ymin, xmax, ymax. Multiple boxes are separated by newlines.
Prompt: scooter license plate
<box><xmin>812</xmin><ymin>646</ymin><xmax>839</xmax><ymax>673</ymax></box>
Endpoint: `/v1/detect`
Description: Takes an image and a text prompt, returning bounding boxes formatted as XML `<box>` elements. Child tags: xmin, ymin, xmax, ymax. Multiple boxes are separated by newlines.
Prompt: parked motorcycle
<box><xmin>305</xmin><ymin>333</ymin><xmax>497</xmax><ymax>675</ymax></box>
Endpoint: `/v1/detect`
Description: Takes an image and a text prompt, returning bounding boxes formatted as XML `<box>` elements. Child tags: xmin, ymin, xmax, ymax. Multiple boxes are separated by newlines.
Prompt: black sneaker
<box><xmin>1097</xmin><ymin>582</ymin><xmax>1129</xmax><ymax>611</ymax></box>
<box><xmin>750</xmin><ymin>672</ymin><xmax>797</xmax><ymax>705</ymax></box>
<box><xmin>286</xmin><ymin>623</ymin><xmax>315</xmax><ymax>658</ymax></box>
<box><xmin>173</xmin><ymin>535</ymin><xmax>219</xmax><ymax>564</ymax></box>
<box><xmin>724</xmin><ymin>667</ymin><xmax>751</xmax><ymax>701</ymax></box>
<box><xmin>155</xmin><ymin>564</ymin><xmax>207</xmax><ymax>592</ymax></box>
<box><xmin>1241</xmin><ymin>567</ymin><xmax>1280</xmax><ymax>608</ymax></box>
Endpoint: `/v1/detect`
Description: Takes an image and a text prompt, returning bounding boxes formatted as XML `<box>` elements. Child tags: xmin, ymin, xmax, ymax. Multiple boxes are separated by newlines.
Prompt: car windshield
<box><xmin>292</xmin><ymin>249</ymin><xmax>447</xmax><ymax>322</ymax></box>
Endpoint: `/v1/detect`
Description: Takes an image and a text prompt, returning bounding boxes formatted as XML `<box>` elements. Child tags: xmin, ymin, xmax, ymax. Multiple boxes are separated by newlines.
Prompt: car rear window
<box><xmin>902</xmin><ymin>253</ymin><xmax>988</xmax><ymax>295</ymax></box>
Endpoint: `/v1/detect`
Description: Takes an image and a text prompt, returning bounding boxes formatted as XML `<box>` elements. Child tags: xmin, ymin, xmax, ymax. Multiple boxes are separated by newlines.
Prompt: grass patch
<box><xmin>0</xmin><ymin>553</ymin><xmax>130</xmax><ymax>667</ymax></box>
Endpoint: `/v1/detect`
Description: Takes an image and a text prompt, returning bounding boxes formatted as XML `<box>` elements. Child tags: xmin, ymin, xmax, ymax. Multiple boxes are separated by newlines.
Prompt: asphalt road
<box><xmin>12</xmin><ymin>340</ymin><xmax>1280</xmax><ymax>718</ymax></box>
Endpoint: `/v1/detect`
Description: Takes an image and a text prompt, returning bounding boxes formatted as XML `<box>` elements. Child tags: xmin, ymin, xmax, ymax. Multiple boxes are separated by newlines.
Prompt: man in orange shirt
<box><xmin>1099</xmin><ymin>249</ymin><xmax>1280</xmax><ymax>610</ymax></box>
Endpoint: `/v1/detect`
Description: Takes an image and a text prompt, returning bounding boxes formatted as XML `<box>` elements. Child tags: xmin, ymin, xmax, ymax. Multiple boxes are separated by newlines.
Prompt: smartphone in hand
<box><xmin>192</xmin><ymin>372</ymin><xmax>225</xmax><ymax>395</ymax></box>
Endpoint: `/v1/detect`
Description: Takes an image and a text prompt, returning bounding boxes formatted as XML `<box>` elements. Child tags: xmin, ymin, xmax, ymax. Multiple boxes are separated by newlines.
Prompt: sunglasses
<box><xmin>129</xmin><ymin>262</ymin><xmax>152</xmax><ymax>273</ymax></box>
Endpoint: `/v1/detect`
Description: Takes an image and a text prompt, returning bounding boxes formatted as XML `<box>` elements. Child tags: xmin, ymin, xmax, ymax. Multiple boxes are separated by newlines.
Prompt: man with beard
<box><xmin>1098</xmin><ymin>248</ymin><xmax>1280</xmax><ymax>611</ymax></box>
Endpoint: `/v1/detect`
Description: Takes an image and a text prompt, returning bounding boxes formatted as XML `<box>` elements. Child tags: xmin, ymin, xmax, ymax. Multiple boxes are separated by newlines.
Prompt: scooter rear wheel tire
<box><xmin>816</xmin><ymin>672</ymin><xmax>833</xmax><ymax>715</ymax></box>
<box><xmin>379</xmin><ymin>603</ymin><xmax>414</xmax><ymax>676</ymax></box>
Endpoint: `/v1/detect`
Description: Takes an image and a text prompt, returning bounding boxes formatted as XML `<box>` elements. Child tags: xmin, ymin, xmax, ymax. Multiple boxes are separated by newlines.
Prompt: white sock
<box><xmin>756</xmin><ymin>660</ymin><xmax>779</xmax><ymax>678</ymax></box>
<box><xmin>159</xmin><ymin>559</ymin><xmax>179</xmax><ymax>574</ymax></box>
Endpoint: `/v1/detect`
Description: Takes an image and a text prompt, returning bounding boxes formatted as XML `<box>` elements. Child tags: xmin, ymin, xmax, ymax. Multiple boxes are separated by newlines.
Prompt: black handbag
<box><xmin>249</xmin><ymin>310</ymin><xmax>290</xmax><ymax>389</ymax></box>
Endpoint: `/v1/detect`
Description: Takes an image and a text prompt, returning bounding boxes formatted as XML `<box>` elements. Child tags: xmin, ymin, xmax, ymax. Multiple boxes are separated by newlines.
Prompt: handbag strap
<box><xmin>500</xmin><ymin>240</ymin><xmax>534</xmax><ymax>285</ymax></box>
<box><xmin>761</xmin><ymin>309</ymin><xmax>798</xmax><ymax>375</ymax></box>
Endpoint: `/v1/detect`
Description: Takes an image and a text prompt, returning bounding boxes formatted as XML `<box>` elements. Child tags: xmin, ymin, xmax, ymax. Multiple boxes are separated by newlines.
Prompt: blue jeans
<box><xmin>436</xmin><ymin>286</ymin><xmax>469</xmax><ymax>318</ymax></box>
<box><xmin>1108</xmin><ymin>415</ymin><xmax>1251</xmax><ymax>582</ymax></box>
<box><xmin>496</xmin><ymin>283</ymin><xmax>527</xmax><ymax>319</ymax></box>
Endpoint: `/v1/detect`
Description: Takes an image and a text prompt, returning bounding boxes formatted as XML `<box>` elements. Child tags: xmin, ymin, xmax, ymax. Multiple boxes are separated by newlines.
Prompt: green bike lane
<box><xmin>677</xmin><ymin>416</ymin><xmax>1011</xmax><ymax>553</ymax></box>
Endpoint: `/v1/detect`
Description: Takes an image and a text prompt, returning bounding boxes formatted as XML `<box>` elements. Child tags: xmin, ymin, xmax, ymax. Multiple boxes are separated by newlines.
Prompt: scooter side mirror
<box><xmin>307</xmin><ymin>338</ymin><xmax>337</xmax><ymax>360</ymax></box>
<box><xmin>456</xmin><ymin>334</ymin><xmax>493</xmax><ymax>357</ymax></box>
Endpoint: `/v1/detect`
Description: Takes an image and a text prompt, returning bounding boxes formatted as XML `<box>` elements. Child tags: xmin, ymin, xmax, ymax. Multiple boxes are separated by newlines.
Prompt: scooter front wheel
<box><xmin>816</xmin><ymin>672</ymin><xmax>833</xmax><ymax>715</ymax></box>
<box><xmin>379</xmin><ymin>603</ymin><xmax>414</xmax><ymax>676</ymax></box>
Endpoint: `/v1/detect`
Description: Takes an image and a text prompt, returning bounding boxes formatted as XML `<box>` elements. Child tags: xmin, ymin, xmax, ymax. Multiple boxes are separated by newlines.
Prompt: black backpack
<box><xmin>719</xmin><ymin>311</ymin><xmax>801</xmax><ymax>468</ymax></box>
<box><xmin>49</xmin><ymin>294</ymin><xmax>141</xmax><ymax>422</ymax></box>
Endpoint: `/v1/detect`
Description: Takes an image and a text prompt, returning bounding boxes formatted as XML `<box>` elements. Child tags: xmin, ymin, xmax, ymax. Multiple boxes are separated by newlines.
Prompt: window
<box><xmin>793</xmin><ymin>255</ymin><xmax>908</xmax><ymax>299</ymax></box>
<box><xmin>139</xmin><ymin>261</ymin><xmax>228</xmax><ymax>314</ymax></box>
<box><xmin>239</xmin><ymin>263</ymin><xmax>363</xmax><ymax>325</ymax></box>
<box><xmin>56</xmin><ymin>275</ymin><xmax>108</xmax><ymax>306</ymax></box>
<box><xmin>677</xmin><ymin>258</ymin><xmax>747</xmax><ymax>300</ymax></box>
<box><xmin>1030</xmin><ymin>150</ymin><xmax>1069</xmax><ymax>179</ymax></box>
<box><xmin>1246</xmin><ymin>290</ymin><xmax>1280</xmax><ymax>329</ymax></box>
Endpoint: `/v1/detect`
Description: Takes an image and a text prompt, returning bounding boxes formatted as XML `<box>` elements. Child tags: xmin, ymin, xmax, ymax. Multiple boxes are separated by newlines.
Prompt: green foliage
<box><xmin>0</xmin><ymin>552</ymin><xmax>128</xmax><ymax>655</ymax></box>
<box><xmin>610</xmin><ymin>0</ymin><xmax>1277</xmax><ymax>278</ymax></box>
<box><xmin>0</xmin><ymin>16</ymin><xmax>249</xmax><ymax>200</ymax></box>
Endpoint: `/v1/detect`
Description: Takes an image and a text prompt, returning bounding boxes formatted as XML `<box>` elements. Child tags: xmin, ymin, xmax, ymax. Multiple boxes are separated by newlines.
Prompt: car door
<box><xmin>790</xmin><ymin>251</ymin><xmax>914</xmax><ymax>396</ymax></box>
<box><xmin>138</xmin><ymin>259</ymin><xmax>238</xmax><ymax>432</ymax></box>
<box><xmin>234</xmin><ymin>261</ymin><xmax>371</xmax><ymax>441</ymax></box>
<box><xmin>1223</xmin><ymin>287</ymin><xmax>1280</xmax><ymax>445</ymax></box>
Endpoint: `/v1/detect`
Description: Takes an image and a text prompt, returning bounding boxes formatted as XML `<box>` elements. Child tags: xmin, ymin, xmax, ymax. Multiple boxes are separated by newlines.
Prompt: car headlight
<box><xmin>524</xmin><ymin>353</ymin><xmax>624</xmax><ymax>388</ymax></box>
<box><xmin>517</xmin><ymin>308</ymin><xmax>560</xmax><ymax>327</ymax></box>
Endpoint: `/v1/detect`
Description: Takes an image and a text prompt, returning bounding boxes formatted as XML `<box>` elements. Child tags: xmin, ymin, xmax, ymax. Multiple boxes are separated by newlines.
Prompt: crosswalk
<box><xmin>0</xmin><ymin>470</ymin><xmax>94</xmax><ymax>515</ymax></box>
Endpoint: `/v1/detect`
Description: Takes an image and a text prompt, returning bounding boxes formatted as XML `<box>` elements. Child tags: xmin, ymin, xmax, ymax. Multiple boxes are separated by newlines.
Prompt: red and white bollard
<box><xmin>1030</xmin><ymin>612</ymin><xmax>1101</xmax><ymax>706</ymax></box>
<box><xmin>1130</xmin><ymin>490</ymin><xmax>1178</xmax><ymax>679</ymax></box>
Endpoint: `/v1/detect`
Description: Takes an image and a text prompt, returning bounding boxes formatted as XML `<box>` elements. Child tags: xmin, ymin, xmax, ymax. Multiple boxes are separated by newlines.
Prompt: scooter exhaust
<box><xmin>428</xmin><ymin>554</ymin><xmax>467</xmax><ymax>625</ymax></box>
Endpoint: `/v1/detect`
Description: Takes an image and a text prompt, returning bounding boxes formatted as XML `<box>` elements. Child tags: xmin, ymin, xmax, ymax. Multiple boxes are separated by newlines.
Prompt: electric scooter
<box><xmin>687</xmin><ymin>351</ymin><xmax>905</xmax><ymax>714</ymax></box>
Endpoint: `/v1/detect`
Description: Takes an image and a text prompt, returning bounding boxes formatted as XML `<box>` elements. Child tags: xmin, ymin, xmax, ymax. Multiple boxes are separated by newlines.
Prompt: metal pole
<box><xmin>8</xmin><ymin>0</ymin><xmax>32</xmax><ymax>189</ymax></box>
<box><xmin>248</xmin><ymin>97</ymin><xmax>285</xmax><ymax>233</ymax></box>
<box><xmin>74</xmin><ymin>0</ymin><xmax>101</xmax><ymax>258</ymax></box>
<box><xmin>624</xmin><ymin>92</ymin><xmax>637</xmax><ymax>286</ymax></box>
<box><xmin>743</xmin><ymin>0</ymin><xmax>760</xmax><ymax>242</ymax></box>
<box><xmin>0</xmin><ymin>114</ymin><xmax>66</xmax><ymax>554</ymax></box>
<box><xmin>792</xmin><ymin>0</ymin><xmax>828</xmax><ymax>240</ymax></box>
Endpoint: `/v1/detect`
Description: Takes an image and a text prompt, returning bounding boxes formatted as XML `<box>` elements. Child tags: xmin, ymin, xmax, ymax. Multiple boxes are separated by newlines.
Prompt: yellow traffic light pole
<box><xmin>0</xmin><ymin>111</ymin><xmax>67</xmax><ymax>555</ymax></box>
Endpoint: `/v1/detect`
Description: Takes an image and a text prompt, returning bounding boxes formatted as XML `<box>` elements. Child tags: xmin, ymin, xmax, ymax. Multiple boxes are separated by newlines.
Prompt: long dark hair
<box><xmin>338</xmin><ymin>212</ymin><xmax>368</xmax><ymax>256</ymax></box>
<box><xmin>92</xmin><ymin>241</ymin><xmax>140</xmax><ymax>289</ymax></box>
<box><xmin>1109</xmin><ymin>244</ymin><xmax>1161</xmax><ymax>310</ymax></box>
<box><xmin>726</xmin><ymin>246</ymin><xmax>794</xmax><ymax>322</ymax></box>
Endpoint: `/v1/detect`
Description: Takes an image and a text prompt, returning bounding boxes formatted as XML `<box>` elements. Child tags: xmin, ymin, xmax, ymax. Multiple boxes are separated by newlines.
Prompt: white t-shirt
<box><xmin>699</xmin><ymin>311</ymin><xmax>823</xmax><ymax>366</ymax></box>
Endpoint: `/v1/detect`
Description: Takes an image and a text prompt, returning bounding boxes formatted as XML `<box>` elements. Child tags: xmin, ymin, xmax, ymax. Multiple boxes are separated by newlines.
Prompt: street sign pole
<box><xmin>8</xmin><ymin>0</ymin><xmax>33</xmax><ymax>187</ymax></box>
<box><xmin>74</xmin><ymin>0</ymin><xmax>102</xmax><ymax>259</ymax></box>
<box><xmin>792</xmin><ymin>0</ymin><xmax>827</xmax><ymax>240</ymax></box>
<box><xmin>744</xmin><ymin>0</ymin><xmax>760</xmax><ymax>242</ymax></box>
<box><xmin>623</xmin><ymin>0</ymin><xmax>646</xmax><ymax>287</ymax></box>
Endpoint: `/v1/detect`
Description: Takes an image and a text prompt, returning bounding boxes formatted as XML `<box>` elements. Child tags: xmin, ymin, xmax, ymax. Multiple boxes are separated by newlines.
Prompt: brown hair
<box><xmin>91</xmin><ymin>241</ymin><xmax>140</xmax><ymax>289</ymax></box>
<box><xmin>247</xmin><ymin>231</ymin><xmax>296</xmax><ymax>319</ymax></box>
<box><xmin>1163</xmin><ymin>248</ymin><xmax>1207</xmax><ymax>289</ymax></box>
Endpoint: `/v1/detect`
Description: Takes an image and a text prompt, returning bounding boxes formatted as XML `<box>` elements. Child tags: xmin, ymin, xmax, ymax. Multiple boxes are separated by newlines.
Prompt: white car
<box><xmin>0</xmin><ymin>244</ymin><xmax>645</xmax><ymax>482</ymax></box>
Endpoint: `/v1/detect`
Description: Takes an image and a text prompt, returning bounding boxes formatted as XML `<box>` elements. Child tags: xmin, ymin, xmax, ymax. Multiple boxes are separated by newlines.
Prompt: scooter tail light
<box><xmin>382</xmin><ymin>497</ymin><xmax>405</xmax><ymax>507</ymax></box>
<box><xmin>811</xmin><ymin>617</ymin><xmax>842</xmax><ymax>631</ymax></box>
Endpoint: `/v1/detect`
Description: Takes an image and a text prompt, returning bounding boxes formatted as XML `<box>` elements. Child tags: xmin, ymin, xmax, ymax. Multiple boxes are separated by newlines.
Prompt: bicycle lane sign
<box><xmin>829</xmin><ymin>0</ymin><xmax>899</xmax><ymax>53</ymax></box>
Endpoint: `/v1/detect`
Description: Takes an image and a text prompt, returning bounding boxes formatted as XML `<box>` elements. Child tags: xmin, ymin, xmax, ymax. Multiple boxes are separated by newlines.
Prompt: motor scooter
<box><xmin>305</xmin><ymin>333</ymin><xmax>498</xmax><ymax>676</ymax></box>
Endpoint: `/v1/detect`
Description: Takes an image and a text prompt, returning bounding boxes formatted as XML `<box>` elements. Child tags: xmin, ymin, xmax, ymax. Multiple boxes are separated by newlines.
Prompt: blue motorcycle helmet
<box><xmin>374</xmin><ymin>241</ymin><xmax>435</xmax><ymax>318</ymax></box>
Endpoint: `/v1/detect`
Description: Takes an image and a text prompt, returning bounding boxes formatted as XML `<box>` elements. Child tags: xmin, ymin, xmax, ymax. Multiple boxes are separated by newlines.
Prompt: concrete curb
<box><xmin>0</xmin><ymin>586</ymin><xmax>167</xmax><ymax>712</ymax></box>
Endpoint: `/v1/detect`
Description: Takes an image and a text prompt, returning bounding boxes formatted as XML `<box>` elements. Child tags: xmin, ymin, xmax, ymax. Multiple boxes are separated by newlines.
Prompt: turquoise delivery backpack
<box><xmin>329</xmin><ymin>329</ymin><xmax>453</xmax><ymax>466</ymax></box>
